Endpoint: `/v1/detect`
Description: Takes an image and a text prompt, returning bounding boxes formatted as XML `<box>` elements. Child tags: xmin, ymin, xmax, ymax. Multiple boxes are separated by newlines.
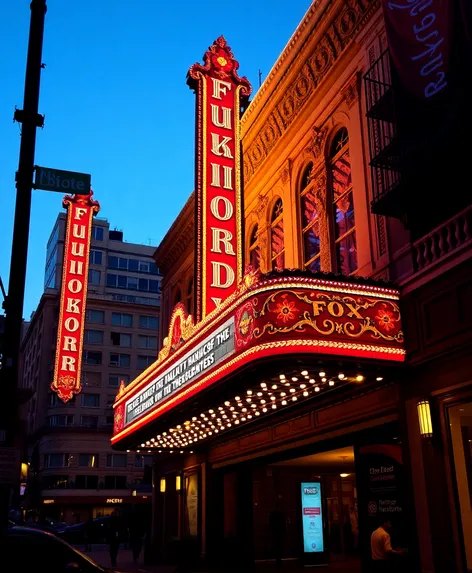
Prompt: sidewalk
<box><xmin>79</xmin><ymin>545</ymin><xmax>177</xmax><ymax>573</ymax></box>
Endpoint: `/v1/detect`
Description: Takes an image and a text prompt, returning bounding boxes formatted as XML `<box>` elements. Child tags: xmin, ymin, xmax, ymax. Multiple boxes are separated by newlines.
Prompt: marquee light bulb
<box><xmin>292</xmin><ymin>377</ymin><xmax>298</xmax><ymax>382</ymax></box>
<box><xmin>319</xmin><ymin>371</ymin><xmax>326</xmax><ymax>377</ymax></box>
<box><xmin>279</xmin><ymin>374</ymin><xmax>286</xmax><ymax>380</ymax></box>
<box><xmin>301</xmin><ymin>370</ymin><xmax>308</xmax><ymax>376</ymax></box>
<box><xmin>315</xmin><ymin>387</ymin><xmax>320</xmax><ymax>392</ymax></box>
<box><xmin>376</xmin><ymin>377</ymin><xmax>383</xmax><ymax>381</ymax></box>
<box><xmin>338</xmin><ymin>373</ymin><xmax>345</xmax><ymax>380</ymax></box>
<box><xmin>356</xmin><ymin>375</ymin><xmax>364</xmax><ymax>382</ymax></box>
<box><xmin>329</xmin><ymin>380</ymin><xmax>335</xmax><ymax>386</ymax></box>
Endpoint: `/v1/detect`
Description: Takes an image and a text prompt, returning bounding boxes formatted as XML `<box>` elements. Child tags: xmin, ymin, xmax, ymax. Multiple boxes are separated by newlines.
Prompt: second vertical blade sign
<box><xmin>51</xmin><ymin>191</ymin><xmax>100</xmax><ymax>402</ymax></box>
<box><xmin>188</xmin><ymin>36</ymin><xmax>251</xmax><ymax>321</ymax></box>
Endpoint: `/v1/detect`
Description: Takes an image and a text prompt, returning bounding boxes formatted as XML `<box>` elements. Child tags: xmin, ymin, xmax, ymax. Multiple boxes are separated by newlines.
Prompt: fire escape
<box><xmin>364</xmin><ymin>49</ymin><xmax>471</xmax><ymax>237</ymax></box>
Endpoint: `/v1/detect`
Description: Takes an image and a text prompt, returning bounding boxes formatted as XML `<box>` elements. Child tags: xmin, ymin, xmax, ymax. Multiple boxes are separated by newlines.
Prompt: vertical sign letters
<box><xmin>188</xmin><ymin>36</ymin><xmax>251</xmax><ymax>320</ymax></box>
<box><xmin>51</xmin><ymin>192</ymin><xmax>100</xmax><ymax>402</ymax></box>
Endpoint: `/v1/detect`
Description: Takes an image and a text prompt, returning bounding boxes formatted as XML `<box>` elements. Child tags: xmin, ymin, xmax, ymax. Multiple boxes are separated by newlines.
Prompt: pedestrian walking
<box><xmin>84</xmin><ymin>516</ymin><xmax>94</xmax><ymax>551</ymax></box>
<box><xmin>128</xmin><ymin>511</ymin><xmax>144</xmax><ymax>564</ymax></box>
<box><xmin>269</xmin><ymin>500</ymin><xmax>286</xmax><ymax>568</ymax></box>
<box><xmin>107</xmin><ymin>509</ymin><xmax>122</xmax><ymax>568</ymax></box>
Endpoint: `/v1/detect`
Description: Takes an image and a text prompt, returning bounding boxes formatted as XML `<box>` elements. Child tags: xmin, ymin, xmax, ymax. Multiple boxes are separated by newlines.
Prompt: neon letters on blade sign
<box><xmin>188</xmin><ymin>36</ymin><xmax>251</xmax><ymax>320</ymax></box>
<box><xmin>51</xmin><ymin>192</ymin><xmax>100</xmax><ymax>402</ymax></box>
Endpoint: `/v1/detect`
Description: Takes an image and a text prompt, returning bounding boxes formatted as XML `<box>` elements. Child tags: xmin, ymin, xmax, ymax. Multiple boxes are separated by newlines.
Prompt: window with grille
<box><xmin>270</xmin><ymin>198</ymin><xmax>285</xmax><ymax>270</ymax></box>
<box><xmin>329</xmin><ymin>128</ymin><xmax>357</xmax><ymax>274</ymax></box>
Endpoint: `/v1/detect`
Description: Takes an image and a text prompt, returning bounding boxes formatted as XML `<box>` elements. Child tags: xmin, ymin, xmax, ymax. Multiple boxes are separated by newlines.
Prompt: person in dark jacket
<box><xmin>128</xmin><ymin>511</ymin><xmax>144</xmax><ymax>564</ymax></box>
<box><xmin>269</xmin><ymin>501</ymin><xmax>286</xmax><ymax>568</ymax></box>
<box><xmin>107</xmin><ymin>510</ymin><xmax>122</xmax><ymax>567</ymax></box>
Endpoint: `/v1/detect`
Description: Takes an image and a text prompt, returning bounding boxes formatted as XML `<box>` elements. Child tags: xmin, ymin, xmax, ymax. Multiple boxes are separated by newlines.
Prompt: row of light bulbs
<box><xmin>137</xmin><ymin>369</ymin><xmax>384</xmax><ymax>452</ymax></box>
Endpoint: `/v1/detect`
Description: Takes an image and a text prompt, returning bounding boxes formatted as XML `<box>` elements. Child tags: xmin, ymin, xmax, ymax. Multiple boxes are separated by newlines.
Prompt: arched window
<box><xmin>329</xmin><ymin>128</ymin><xmax>357</xmax><ymax>274</ymax></box>
<box><xmin>300</xmin><ymin>163</ymin><xmax>321</xmax><ymax>272</ymax></box>
<box><xmin>248</xmin><ymin>225</ymin><xmax>260</xmax><ymax>269</ymax></box>
<box><xmin>270</xmin><ymin>198</ymin><xmax>284</xmax><ymax>270</ymax></box>
<box><xmin>174</xmin><ymin>288</ymin><xmax>182</xmax><ymax>306</ymax></box>
<box><xmin>186</xmin><ymin>278</ymin><xmax>194</xmax><ymax>317</ymax></box>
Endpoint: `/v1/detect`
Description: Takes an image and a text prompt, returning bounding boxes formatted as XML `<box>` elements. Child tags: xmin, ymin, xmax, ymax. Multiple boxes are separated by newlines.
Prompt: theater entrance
<box><xmin>209</xmin><ymin>423</ymin><xmax>412</xmax><ymax>572</ymax></box>
<box><xmin>252</xmin><ymin>446</ymin><xmax>360</xmax><ymax>571</ymax></box>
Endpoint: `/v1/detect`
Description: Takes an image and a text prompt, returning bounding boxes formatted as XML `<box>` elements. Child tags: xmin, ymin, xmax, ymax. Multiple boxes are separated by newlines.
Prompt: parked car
<box><xmin>61</xmin><ymin>516</ymin><xmax>113</xmax><ymax>545</ymax></box>
<box><xmin>7</xmin><ymin>525</ymin><xmax>122</xmax><ymax>572</ymax></box>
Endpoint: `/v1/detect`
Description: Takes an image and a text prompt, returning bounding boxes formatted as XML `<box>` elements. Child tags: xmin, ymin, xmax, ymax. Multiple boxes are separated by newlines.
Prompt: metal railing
<box><xmin>413</xmin><ymin>205</ymin><xmax>472</xmax><ymax>271</ymax></box>
<box><xmin>364</xmin><ymin>49</ymin><xmax>401</xmax><ymax>207</ymax></box>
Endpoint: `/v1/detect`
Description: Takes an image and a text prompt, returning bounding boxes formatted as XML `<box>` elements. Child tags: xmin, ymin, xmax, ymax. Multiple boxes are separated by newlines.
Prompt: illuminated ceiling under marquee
<box><xmin>112</xmin><ymin>270</ymin><xmax>405</xmax><ymax>446</ymax></box>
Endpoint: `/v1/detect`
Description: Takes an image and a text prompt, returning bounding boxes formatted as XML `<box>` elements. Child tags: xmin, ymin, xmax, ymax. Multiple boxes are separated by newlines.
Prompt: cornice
<box><xmin>241</xmin><ymin>0</ymin><xmax>381</xmax><ymax>185</ymax></box>
<box><xmin>154</xmin><ymin>192</ymin><xmax>195</xmax><ymax>274</ymax></box>
<box><xmin>241</xmin><ymin>0</ymin><xmax>327</xmax><ymax>129</ymax></box>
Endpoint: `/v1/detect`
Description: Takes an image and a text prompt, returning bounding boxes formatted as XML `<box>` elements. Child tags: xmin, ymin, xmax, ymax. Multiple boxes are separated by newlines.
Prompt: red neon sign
<box><xmin>188</xmin><ymin>36</ymin><xmax>251</xmax><ymax>321</ymax></box>
<box><xmin>51</xmin><ymin>192</ymin><xmax>100</xmax><ymax>402</ymax></box>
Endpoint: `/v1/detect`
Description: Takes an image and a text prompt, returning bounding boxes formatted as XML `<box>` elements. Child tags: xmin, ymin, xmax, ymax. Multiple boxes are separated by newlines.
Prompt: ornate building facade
<box><xmin>113</xmin><ymin>1</ymin><xmax>472</xmax><ymax>572</ymax></box>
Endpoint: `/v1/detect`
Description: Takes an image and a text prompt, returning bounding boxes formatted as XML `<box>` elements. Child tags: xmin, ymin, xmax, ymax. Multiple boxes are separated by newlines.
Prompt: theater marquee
<box><xmin>51</xmin><ymin>192</ymin><xmax>100</xmax><ymax>402</ymax></box>
<box><xmin>187</xmin><ymin>36</ymin><xmax>251</xmax><ymax>321</ymax></box>
<box><xmin>112</xmin><ymin>273</ymin><xmax>405</xmax><ymax>444</ymax></box>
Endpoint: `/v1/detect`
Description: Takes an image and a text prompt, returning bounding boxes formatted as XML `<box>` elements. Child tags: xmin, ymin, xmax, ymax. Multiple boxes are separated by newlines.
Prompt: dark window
<box><xmin>90</xmin><ymin>250</ymin><xmax>103</xmax><ymax>265</ymax></box>
<box><xmin>105</xmin><ymin>475</ymin><xmax>127</xmax><ymax>489</ymax></box>
<box><xmin>329</xmin><ymin>128</ymin><xmax>357</xmax><ymax>274</ymax></box>
<box><xmin>300</xmin><ymin>162</ymin><xmax>321</xmax><ymax>272</ymax></box>
<box><xmin>111</xmin><ymin>332</ymin><xmax>132</xmax><ymax>347</ymax></box>
<box><xmin>108</xmin><ymin>256</ymin><xmax>119</xmax><ymax>269</ymax></box>
<box><xmin>85</xmin><ymin>309</ymin><xmax>104</xmax><ymax>324</ymax></box>
<box><xmin>48</xmin><ymin>415</ymin><xmax>74</xmax><ymax>427</ymax></box>
<box><xmin>107</xmin><ymin>395</ymin><xmax>115</xmax><ymax>407</ymax></box>
<box><xmin>270</xmin><ymin>198</ymin><xmax>285</xmax><ymax>271</ymax></box>
<box><xmin>106</xmin><ymin>416</ymin><xmax>114</xmax><ymax>427</ymax></box>
<box><xmin>249</xmin><ymin>225</ymin><xmax>260</xmax><ymax>269</ymax></box>
<box><xmin>92</xmin><ymin>226</ymin><xmax>104</xmax><ymax>241</ymax></box>
<box><xmin>81</xmin><ymin>371</ymin><xmax>101</xmax><ymax>388</ymax></box>
<box><xmin>84</xmin><ymin>329</ymin><xmax>104</xmax><ymax>344</ymax></box>
<box><xmin>44</xmin><ymin>454</ymin><xmax>69</xmax><ymax>468</ymax></box>
<box><xmin>106</xmin><ymin>454</ymin><xmax>127</xmax><ymax>468</ymax></box>
<box><xmin>118</xmin><ymin>275</ymin><xmax>127</xmax><ymax>288</ymax></box>
<box><xmin>48</xmin><ymin>393</ymin><xmax>76</xmax><ymax>407</ymax></box>
<box><xmin>149</xmin><ymin>280</ymin><xmax>160</xmax><ymax>293</ymax></box>
<box><xmin>106</xmin><ymin>273</ymin><xmax>117</xmax><ymax>287</ymax></box>
<box><xmin>108</xmin><ymin>374</ymin><xmax>130</xmax><ymax>387</ymax></box>
<box><xmin>138</xmin><ymin>335</ymin><xmax>157</xmax><ymax>350</ymax></box>
<box><xmin>40</xmin><ymin>475</ymin><xmax>69</xmax><ymax>489</ymax></box>
<box><xmin>80</xmin><ymin>415</ymin><xmax>98</xmax><ymax>428</ymax></box>
<box><xmin>83</xmin><ymin>350</ymin><xmax>102</xmax><ymax>365</ymax></box>
<box><xmin>129</xmin><ymin>259</ymin><xmax>139</xmax><ymax>272</ymax></box>
<box><xmin>135</xmin><ymin>454</ymin><xmax>153</xmax><ymax>468</ymax></box>
<box><xmin>137</xmin><ymin>355</ymin><xmax>155</xmax><ymax>370</ymax></box>
<box><xmin>139</xmin><ymin>315</ymin><xmax>159</xmax><ymax>329</ymax></box>
<box><xmin>109</xmin><ymin>353</ymin><xmax>131</xmax><ymax>367</ymax></box>
<box><xmin>88</xmin><ymin>269</ymin><xmax>101</xmax><ymax>285</ymax></box>
<box><xmin>78</xmin><ymin>454</ymin><xmax>98</xmax><ymax>468</ymax></box>
<box><xmin>81</xmin><ymin>394</ymin><xmax>100</xmax><ymax>408</ymax></box>
<box><xmin>111</xmin><ymin>313</ymin><xmax>132</xmax><ymax>327</ymax></box>
<box><xmin>75</xmin><ymin>475</ymin><xmax>99</xmax><ymax>489</ymax></box>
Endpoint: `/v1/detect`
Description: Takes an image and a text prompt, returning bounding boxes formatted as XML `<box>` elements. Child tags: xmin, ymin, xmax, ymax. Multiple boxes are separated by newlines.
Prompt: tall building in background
<box><xmin>20</xmin><ymin>214</ymin><xmax>161</xmax><ymax>521</ymax></box>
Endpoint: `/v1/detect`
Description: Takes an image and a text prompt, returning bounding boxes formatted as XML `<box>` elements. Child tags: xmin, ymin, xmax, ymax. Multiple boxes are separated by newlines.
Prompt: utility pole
<box><xmin>0</xmin><ymin>0</ymin><xmax>47</xmax><ymax>536</ymax></box>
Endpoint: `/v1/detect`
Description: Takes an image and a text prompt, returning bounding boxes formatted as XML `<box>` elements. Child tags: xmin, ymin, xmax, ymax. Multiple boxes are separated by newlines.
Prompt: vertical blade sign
<box><xmin>51</xmin><ymin>192</ymin><xmax>100</xmax><ymax>402</ymax></box>
<box><xmin>188</xmin><ymin>36</ymin><xmax>251</xmax><ymax>321</ymax></box>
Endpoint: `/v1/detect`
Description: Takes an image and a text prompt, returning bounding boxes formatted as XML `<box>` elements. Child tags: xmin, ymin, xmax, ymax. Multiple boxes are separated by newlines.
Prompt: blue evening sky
<box><xmin>0</xmin><ymin>0</ymin><xmax>312</xmax><ymax>318</ymax></box>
